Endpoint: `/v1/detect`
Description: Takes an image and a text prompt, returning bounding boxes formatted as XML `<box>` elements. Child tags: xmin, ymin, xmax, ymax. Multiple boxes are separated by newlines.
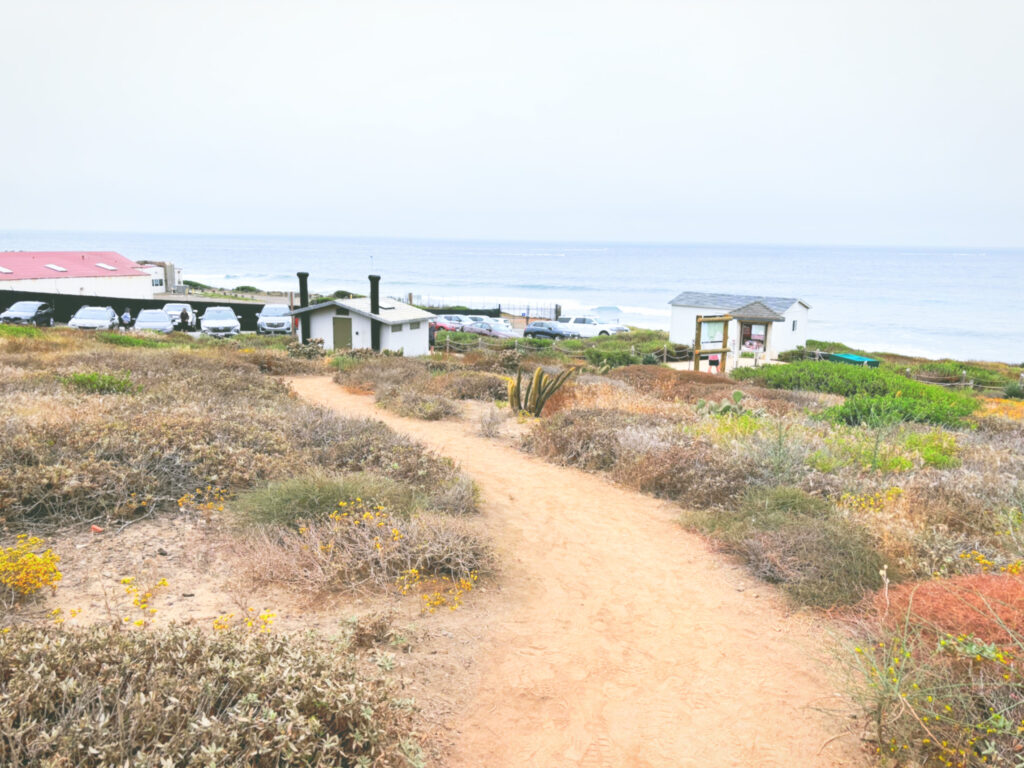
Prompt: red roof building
<box><xmin>0</xmin><ymin>251</ymin><xmax>157</xmax><ymax>300</ymax></box>
<box><xmin>0</xmin><ymin>251</ymin><xmax>150</xmax><ymax>281</ymax></box>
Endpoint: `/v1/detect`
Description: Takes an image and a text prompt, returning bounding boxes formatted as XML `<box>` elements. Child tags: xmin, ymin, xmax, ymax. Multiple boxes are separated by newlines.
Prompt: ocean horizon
<box><xmin>2</xmin><ymin>229</ymin><xmax>1021</xmax><ymax>364</ymax></box>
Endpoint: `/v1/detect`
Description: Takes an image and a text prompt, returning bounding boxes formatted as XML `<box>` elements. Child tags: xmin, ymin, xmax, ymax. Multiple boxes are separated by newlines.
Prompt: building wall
<box><xmin>771</xmin><ymin>304</ymin><xmax>809</xmax><ymax>353</ymax></box>
<box><xmin>307</xmin><ymin>308</ymin><xmax>372</xmax><ymax>349</ymax></box>
<box><xmin>0</xmin><ymin>275</ymin><xmax>154</xmax><ymax>300</ymax></box>
<box><xmin>668</xmin><ymin>305</ymin><xmax>729</xmax><ymax>346</ymax></box>
<box><xmin>381</xmin><ymin>320</ymin><xmax>429</xmax><ymax>356</ymax></box>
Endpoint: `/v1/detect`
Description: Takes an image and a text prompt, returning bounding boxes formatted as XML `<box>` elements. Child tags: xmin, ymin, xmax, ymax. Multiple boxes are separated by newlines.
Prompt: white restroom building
<box><xmin>668</xmin><ymin>291</ymin><xmax>810</xmax><ymax>359</ymax></box>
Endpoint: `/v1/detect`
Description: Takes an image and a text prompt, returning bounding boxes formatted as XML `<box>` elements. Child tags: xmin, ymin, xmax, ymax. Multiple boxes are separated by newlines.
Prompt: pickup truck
<box><xmin>555</xmin><ymin>315</ymin><xmax>621</xmax><ymax>338</ymax></box>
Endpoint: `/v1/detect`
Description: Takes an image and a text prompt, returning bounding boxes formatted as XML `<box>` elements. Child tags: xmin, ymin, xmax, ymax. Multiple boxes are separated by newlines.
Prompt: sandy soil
<box><xmin>289</xmin><ymin>376</ymin><xmax>866</xmax><ymax>768</ymax></box>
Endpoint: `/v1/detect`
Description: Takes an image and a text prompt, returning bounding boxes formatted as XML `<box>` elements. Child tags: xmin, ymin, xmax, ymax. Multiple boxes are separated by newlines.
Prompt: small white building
<box><xmin>668</xmin><ymin>291</ymin><xmax>810</xmax><ymax>360</ymax></box>
<box><xmin>0</xmin><ymin>251</ymin><xmax>156</xmax><ymax>299</ymax></box>
<box><xmin>291</xmin><ymin>297</ymin><xmax>435</xmax><ymax>356</ymax></box>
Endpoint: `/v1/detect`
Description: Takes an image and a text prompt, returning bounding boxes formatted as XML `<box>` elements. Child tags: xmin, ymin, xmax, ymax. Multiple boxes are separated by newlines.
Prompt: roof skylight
<box><xmin>0</xmin><ymin>266</ymin><xmax>12</xmax><ymax>274</ymax></box>
<box><xmin>44</xmin><ymin>264</ymin><xmax>68</xmax><ymax>272</ymax></box>
<box><xmin>95</xmin><ymin>262</ymin><xmax>117</xmax><ymax>271</ymax></box>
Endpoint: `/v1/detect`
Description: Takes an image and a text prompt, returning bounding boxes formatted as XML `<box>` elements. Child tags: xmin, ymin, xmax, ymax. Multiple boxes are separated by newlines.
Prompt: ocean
<box><xmin>1</xmin><ymin>230</ymin><xmax>1021</xmax><ymax>363</ymax></box>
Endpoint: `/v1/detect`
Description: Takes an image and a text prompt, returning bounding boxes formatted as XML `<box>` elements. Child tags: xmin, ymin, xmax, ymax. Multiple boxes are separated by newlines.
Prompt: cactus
<box><xmin>506</xmin><ymin>365</ymin><xmax>576</xmax><ymax>417</ymax></box>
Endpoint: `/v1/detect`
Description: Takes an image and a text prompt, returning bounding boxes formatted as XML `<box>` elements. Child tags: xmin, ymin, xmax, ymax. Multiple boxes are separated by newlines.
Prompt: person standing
<box><xmin>179</xmin><ymin>307</ymin><xmax>190</xmax><ymax>331</ymax></box>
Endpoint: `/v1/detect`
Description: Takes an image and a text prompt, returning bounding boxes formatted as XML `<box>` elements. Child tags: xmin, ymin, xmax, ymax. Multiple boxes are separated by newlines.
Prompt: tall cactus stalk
<box><xmin>506</xmin><ymin>365</ymin><xmax>576</xmax><ymax>417</ymax></box>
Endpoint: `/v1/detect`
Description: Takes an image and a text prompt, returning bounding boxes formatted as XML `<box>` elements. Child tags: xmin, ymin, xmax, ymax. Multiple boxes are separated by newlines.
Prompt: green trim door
<box><xmin>332</xmin><ymin>316</ymin><xmax>352</xmax><ymax>350</ymax></box>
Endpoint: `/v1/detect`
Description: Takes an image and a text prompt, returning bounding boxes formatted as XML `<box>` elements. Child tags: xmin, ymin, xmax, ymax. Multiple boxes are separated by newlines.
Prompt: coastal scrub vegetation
<box><xmin>0</xmin><ymin>625</ymin><xmax>419</xmax><ymax>767</ymax></box>
<box><xmin>0</xmin><ymin>326</ymin><xmax>490</xmax><ymax>764</ymax></box>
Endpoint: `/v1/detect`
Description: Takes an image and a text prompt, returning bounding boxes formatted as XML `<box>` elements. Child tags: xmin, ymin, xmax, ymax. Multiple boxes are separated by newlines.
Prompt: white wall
<box><xmin>668</xmin><ymin>305</ymin><xmax>728</xmax><ymax>346</ymax></box>
<box><xmin>770</xmin><ymin>303</ymin><xmax>810</xmax><ymax>353</ymax></box>
<box><xmin>1</xmin><ymin>275</ymin><xmax>154</xmax><ymax>299</ymax></box>
<box><xmin>381</xmin><ymin>320</ymin><xmax>429</xmax><ymax>356</ymax></box>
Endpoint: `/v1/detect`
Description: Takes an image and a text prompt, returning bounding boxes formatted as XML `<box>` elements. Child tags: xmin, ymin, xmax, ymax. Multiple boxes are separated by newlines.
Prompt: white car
<box><xmin>69</xmin><ymin>305</ymin><xmax>119</xmax><ymax>331</ymax></box>
<box><xmin>199</xmin><ymin>306</ymin><xmax>241</xmax><ymax>337</ymax></box>
<box><xmin>133</xmin><ymin>309</ymin><xmax>175</xmax><ymax>333</ymax></box>
<box><xmin>256</xmin><ymin>303</ymin><xmax>293</xmax><ymax>335</ymax></box>
<box><xmin>555</xmin><ymin>315</ymin><xmax>621</xmax><ymax>338</ymax></box>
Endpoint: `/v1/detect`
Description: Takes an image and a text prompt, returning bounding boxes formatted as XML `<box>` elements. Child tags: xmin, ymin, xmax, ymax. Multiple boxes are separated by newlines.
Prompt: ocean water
<box><xmin>1</xmin><ymin>230</ymin><xmax>1021</xmax><ymax>362</ymax></box>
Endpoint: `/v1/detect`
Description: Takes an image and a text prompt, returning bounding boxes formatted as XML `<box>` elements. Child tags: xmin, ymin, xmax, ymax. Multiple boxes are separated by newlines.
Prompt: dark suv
<box><xmin>0</xmin><ymin>301</ymin><xmax>55</xmax><ymax>326</ymax></box>
<box><xmin>523</xmin><ymin>320</ymin><xmax>580</xmax><ymax>340</ymax></box>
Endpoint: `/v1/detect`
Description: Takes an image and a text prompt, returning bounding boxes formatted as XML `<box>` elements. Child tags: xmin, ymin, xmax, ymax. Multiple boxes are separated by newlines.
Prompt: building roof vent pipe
<box><xmin>296</xmin><ymin>272</ymin><xmax>310</xmax><ymax>341</ymax></box>
<box><xmin>369</xmin><ymin>274</ymin><xmax>381</xmax><ymax>352</ymax></box>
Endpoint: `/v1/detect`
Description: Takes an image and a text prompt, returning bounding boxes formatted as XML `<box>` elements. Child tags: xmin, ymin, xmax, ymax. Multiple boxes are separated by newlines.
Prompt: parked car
<box><xmin>1</xmin><ymin>301</ymin><xmax>55</xmax><ymax>326</ymax></box>
<box><xmin>256</xmin><ymin>303</ymin><xmax>293</xmax><ymax>335</ymax></box>
<box><xmin>523</xmin><ymin>320</ymin><xmax>581</xmax><ymax>340</ymax></box>
<box><xmin>68</xmin><ymin>305</ymin><xmax>119</xmax><ymax>330</ymax></box>
<box><xmin>162</xmin><ymin>302</ymin><xmax>197</xmax><ymax>331</ymax></box>
<box><xmin>432</xmin><ymin>314</ymin><xmax>469</xmax><ymax>331</ymax></box>
<box><xmin>199</xmin><ymin>306</ymin><xmax>241</xmax><ymax>337</ymax></box>
<box><xmin>133</xmin><ymin>308</ymin><xmax>175</xmax><ymax>333</ymax></box>
<box><xmin>461</xmin><ymin>314</ymin><xmax>492</xmax><ymax>329</ymax></box>
<box><xmin>555</xmin><ymin>315</ymin><xmax>621</xmax><ymax>337</ymax></box>
<box><xmin>462</xmin><ymin>320</ymin><xmax>517</xmax><ymax>338</ymax></box>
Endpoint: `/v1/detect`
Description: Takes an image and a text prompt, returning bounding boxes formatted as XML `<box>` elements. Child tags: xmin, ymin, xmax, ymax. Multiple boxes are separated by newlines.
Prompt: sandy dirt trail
<box><xmin>289</xmin><ymin>377</ymin><xmax>864</xmax><ymax>768</ymax></box>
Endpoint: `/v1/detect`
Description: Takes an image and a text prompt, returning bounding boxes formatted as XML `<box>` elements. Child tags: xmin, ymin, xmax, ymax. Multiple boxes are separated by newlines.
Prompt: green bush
<box><xmin>0</xmin><ymin>625</ymin><xmax>418</xmax><ymax>767</ymax></box>
<box><xmin>0</xmin><ymin>325</ymin><xmax>42</xmax><ymax>339</ymax></box>
<box><xmin>96</xmin><ymin>331</ymin><xmax>177</xmax><ymax>348</ymax></box>
<box><xmin>681</xmin><ymin>486</ymin><xmax>885</xmax><ymax>607</ymax></box>
<box><xmin>908</xmin><ymin>360</ymin><xmax>1013</xmax><ymax>389</ymax></box>
<box><xmin>733</xmin><ymin>361</ymin><xmax>979</xmax><ymax>428</ymax></box>
<box><xmin>731</xmin><ymin>360</ymin><xmax>903</xmax><ymax>397</ymax></box>
<box><xmin>583</xmin><ymin>346</ymin><xmax>639</xmax><ymax>368</ymax></box>
<box><xmin>59</xmin><ymin>371</ymin><xmax>135</xmax><ymax>394</ymax></box>
<box><xmin>1005</xmin><ymin>383</ymin><xmax>1024</xmax><ymax>400</ymax></box>
<box><xmin>825</xmin><ymin>392</ymin><xmax>977</xmax><ymax>429</ymax></box>
<box><xmin>903</xmin><ymin>429</ymin><xmax>960</xmax><ymax>469</ymax></box>
<box><xmin>435</xmin><ymin>330</ymin><xmax>479</xmax><ymax>345</ymax></box>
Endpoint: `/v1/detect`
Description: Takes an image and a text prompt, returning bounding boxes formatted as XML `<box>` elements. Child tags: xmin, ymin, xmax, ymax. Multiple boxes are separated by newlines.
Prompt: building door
<box><xmin>332</xmin><ymin>316</ymin><xmax>352</xmax><ymax>350</ymax></box>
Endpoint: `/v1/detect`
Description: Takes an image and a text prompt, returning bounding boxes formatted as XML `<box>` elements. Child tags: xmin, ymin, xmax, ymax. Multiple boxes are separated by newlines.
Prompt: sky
<box><xmin>2</xmin><ymin>0</ymin><xmax>1023</xmax><ymax>246</ymax></box>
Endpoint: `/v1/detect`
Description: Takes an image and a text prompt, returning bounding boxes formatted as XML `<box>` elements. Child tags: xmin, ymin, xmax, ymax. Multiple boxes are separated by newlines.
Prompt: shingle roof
<box><xmin>289</xmin><ymin>298</ymin><xmax>435</xmax><ymax>324</ymax></box>
<box><xmin>0</xmin><ymin>251</ymin><xmax>150</xmax><ymax>281</ymax></box>
<box><xmin>668</xmin><ymin>291</ymin><xmax>807</xmax><ymax>314</ymax></box>
<box><xmin>729</xmin><ymin>301</ymin><xmax>785</xmax><ymax>322</ymax></box>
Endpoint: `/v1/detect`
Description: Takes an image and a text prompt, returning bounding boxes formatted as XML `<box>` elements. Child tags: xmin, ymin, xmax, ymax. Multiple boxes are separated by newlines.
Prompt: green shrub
<box><xmin>825</xmin><ymin>392</ymin><xmax>977</xmax><ymax>429</ymax></box>
<box><xmin>903</xmin><ymin>429</ymin><xmax>960</xmax><ymax>469</ymax></box>
<box><xmin>235</xmin><ymin>472</ymin><xmax>421</xmax><ymax>526</ymax></box>
<box><xmin>95</xmin><ymin>331</ymin><xmax>174</xmax><ymax>347</ymax></box>
<box><xmin>806</xmin><ymin>428</ymin><xmax>913</xmax><ymax>473</ymax></box>
<box><xmin>583</xmin><ymin>346</ymin><xmax>639</xmax><ymax>368</ymax></box>
<box><xmin>435</xmin><ymin>330</ymin><xmax>479</xmax><ymax>345</ymax></box>
<box><xmin>731</xmin><ymin>360</ymin><xmax>904</xmax><ymax>397</ymax></box>
<box><xmin>1005</xmin><ymin>382</ymin><xmax>1024</xmax><ymax>400</ymax></box>
<box><xmin>59</xmin><ymin>370</ymin><xmax>135</xmax><ymax>394</ymax></box>
<box><xmin>908</xmin><ymin>360</ymin><xmax>1013</xmax><ymax>389</ymax></box>
<box><xmin>0</xmin><ymin>625</ymin><xmax>417</xmax><ymax>767</ymax></box>
<box><xmin>0</xmin><ymin>325</ymin><xmax>42</xmax><ymax>339</ymax></box>
<box><xmin>681</xmin><ymin>486</ymin><xmax>885</xmax><ymax>607</ymax></box>
<box><xmin>732</xmin><ymin>361</ymin><xmax>979</xmax><ymax>428</ymax></box>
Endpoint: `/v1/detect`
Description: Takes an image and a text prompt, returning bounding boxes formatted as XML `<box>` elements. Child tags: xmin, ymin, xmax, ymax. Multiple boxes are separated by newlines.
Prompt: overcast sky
<box><xmin>2</xmin><ymin>1</ymin><xmax>1022</xmax><ymax>246</ymax></box>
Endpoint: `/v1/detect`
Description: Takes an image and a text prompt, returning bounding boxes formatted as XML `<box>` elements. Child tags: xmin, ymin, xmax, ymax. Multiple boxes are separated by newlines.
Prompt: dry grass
<box><xmin>0</xmin><ymin>624</ymin><xmax>419</xmax><ymax>766</ymax></box>
<box><xmin>0</xmin><ymin>334</ymin><xmax>476</xmax><ymax>527</ymax></box>
<box><xmin>234</xmin><ymin>507</ymin><xmax>493</xmax><ymax>595</ymax></box>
